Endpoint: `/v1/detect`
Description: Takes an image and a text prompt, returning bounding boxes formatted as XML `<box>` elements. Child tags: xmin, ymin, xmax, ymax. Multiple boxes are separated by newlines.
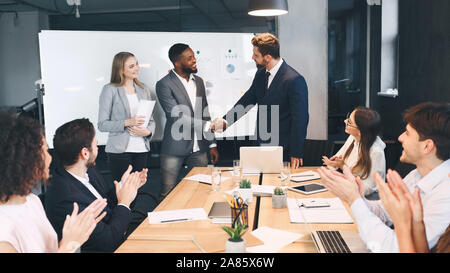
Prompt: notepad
<box><xmin>148</xmin><ymin>208</ymin><xmax>208</xmax><ymax>224</ymax></box>
<box><xmin>185</xmin><ymin>174</ymin><xmax>230</xmax><ymax>185</ymax></box>
<box><xmin>287</xmin><ymin>198</ymin><xmax>354</xmax><ymax>224</ymax></box>
<box><xmin>290</xmin><ymin>171</ymin><xmax>321</xmax><ymax>182</ymax></box>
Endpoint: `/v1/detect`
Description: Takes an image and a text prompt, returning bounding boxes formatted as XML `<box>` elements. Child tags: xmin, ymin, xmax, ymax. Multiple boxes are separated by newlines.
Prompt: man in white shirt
<box><xmin>318</xmin><ymin>102</ymin><xmax>450</xmax><ymax>252</ymax></box>
<box><xmin>45</xmin><ymin>118</ymin><xmax>148</xmax><ymax>252</ymax></box>
<box><xmin>156</xmin><ymin>43</ymin><xmax>219</xmax><ymax>202</ymax></box>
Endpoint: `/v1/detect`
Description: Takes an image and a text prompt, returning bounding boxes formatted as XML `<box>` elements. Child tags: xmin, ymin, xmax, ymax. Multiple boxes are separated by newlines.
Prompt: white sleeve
<box><xmin>350</xmin><ymin>198</ymin><xmax>399</xmax><ymax>252</ymax></box>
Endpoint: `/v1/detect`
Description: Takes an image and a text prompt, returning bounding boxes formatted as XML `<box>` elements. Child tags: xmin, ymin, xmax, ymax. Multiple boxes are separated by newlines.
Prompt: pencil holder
<box><xmin>231</xmin><ymin>204</ymin><xmax>248</xmax><ymax>229</ymax></box>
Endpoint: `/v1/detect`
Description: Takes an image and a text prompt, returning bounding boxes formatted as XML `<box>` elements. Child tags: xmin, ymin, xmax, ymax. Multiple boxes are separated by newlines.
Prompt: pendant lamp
<box><xmin>248</xmin><ymin>0</ymin><xmax>289</xmax><ymax>16</ymax></box>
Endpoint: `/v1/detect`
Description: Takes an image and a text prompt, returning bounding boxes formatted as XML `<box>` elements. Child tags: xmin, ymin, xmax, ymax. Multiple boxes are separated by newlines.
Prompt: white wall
<box><xmin>0</xmin><ymin>11</ymin><xmax>48</xmax><ymax>107</ymax></box>
<box><xmin>381</xmin><ymin>0</ymin><xmax>399</xmax><ymax>92</ymax></box>
<box><xmin>278</xmin><ymin>0</ymin><xmax>328</xmax><ymax>140</ymax></box>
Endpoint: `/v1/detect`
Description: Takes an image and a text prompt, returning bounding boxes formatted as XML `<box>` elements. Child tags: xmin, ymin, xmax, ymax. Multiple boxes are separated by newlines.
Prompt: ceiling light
<box><xmin>248</xmin><ymin>0</ymin><xmax>289</xmax><ymax>17</ymax></box>
<box><xmin>66</xmin><ymin>0</ymin><xmax>81</xmax><ymax>18</ymax></box>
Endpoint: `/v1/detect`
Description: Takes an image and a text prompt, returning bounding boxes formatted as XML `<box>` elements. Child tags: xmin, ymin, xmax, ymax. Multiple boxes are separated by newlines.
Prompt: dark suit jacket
<box><xmin>44</xmin><ymin>166</ymin><xmax>132</xmax><ymax>253</ymax></box>
<box><xmin>156</xmin><ymin>71</ymin><xmax>215</xmax><ymax>157</ymax></box>
<box><xmin>223</xmin><ymin>60</ymin><xmax>309</xmax><ymax>158</ymax></box>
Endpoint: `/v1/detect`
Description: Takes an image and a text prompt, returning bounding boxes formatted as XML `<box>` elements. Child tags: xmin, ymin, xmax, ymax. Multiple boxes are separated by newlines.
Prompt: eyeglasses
<box><xmin>345</xmin><ymin>112</ymin><xmax>358</xmax><ymax>129</ymax></box>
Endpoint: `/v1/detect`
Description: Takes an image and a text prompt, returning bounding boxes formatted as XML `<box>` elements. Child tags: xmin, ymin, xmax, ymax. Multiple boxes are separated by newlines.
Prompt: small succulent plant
<box><xmin>239</xmin><ymin>179</ymin><xmax>251</xmax><ymax>189</ymax></box>
<box><xmin>222</xmin><ymin>223</ymin><xmax>248</xmax><ymax>242</ymax></box>
<box><xmin>274</xmin><ymin>187</ymin><xmax>285</xmax><ymax>195</ymax></box>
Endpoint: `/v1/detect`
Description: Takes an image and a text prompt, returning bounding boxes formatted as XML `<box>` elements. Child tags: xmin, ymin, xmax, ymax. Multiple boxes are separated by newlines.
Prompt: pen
<box><xmin>160</xmin><ymin>218</ymin><xmax>191</xmax><ymax>223</ymax></box>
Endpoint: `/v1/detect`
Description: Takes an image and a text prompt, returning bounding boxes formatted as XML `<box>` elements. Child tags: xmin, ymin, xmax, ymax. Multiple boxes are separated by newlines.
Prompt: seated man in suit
<box><xmin>211</xmin><ymin>33</ymin><xmax>309</xmax><ymax>168</ymax></box>
<box><xmin>44</xmin><ymin>118</ymin><xmax>147</xmax><ymax>252</ymax></box>
<box><xmin>156</xmin><ymin>43</ymin><xmax>219</xmax><ymax>202</ymax></box>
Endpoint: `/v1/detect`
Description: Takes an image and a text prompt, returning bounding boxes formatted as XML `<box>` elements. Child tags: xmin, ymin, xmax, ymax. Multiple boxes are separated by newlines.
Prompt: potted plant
<box><xmin>238</xmin><ymin>179</ymin><xmax>253</xmax><ymax>203</ymax></box>
<box><xmin>222</xmin><ymin>223</ymin><xmax>248</xmax><ymax>253</ymax></box>
<box><xmin>272</xmin><ymin>187</ymin><xmax>287</xmax><ymax>209</ymax></box>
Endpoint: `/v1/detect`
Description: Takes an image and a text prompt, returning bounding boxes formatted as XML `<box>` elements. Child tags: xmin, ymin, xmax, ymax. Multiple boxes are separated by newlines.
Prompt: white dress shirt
<box><xmin>266</xmin><ymin>59</ymin><xmax>284</xmax><ymax>88</ymax></box>
<box><xmin>125</xmin><ymin>93</ymin><xmax>148</xmax><ymax>153</ymax></box>
<box><xmin>350</xmin><ymin>159</ymin><xmax>450</xmax><ymax>252</ymax></box>
<box><xmin>173</xmin><ymin>70</ymin><xmax>216</xmax><ymax>153</ymax></box>
<box><xmin>332</xmin><ymin>135</ymin><xmax>386</xmax><ymax>196</ymax></box>
<box><xmin>67</xmin><ymin>171</ymin><xmax>131</xmax><ymax>210</ymax></box>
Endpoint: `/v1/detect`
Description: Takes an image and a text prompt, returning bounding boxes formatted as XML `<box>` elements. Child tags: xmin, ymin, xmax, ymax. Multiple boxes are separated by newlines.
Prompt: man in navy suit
<box><xmin>44</xmin><ymin>118</ymin><xmax>147</xmax><ymax>252</ymax></box>
<box><xmin>211</xmin><ymin>33</ymin><xmax>309</xmax><ymax>168</ymax></box>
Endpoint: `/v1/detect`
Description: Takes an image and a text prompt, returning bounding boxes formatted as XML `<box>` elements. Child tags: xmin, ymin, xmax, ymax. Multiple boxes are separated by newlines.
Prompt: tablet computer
<box><xmin>288</xmin><ymin>182</ymin><xmax>327</xmax><ymax>195</ymax></box>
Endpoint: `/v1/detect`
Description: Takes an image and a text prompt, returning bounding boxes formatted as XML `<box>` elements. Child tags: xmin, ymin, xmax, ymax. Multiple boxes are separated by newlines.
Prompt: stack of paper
<box><xmin>246</xmin><ymin>227</ymin><xmax>303</xmax><ymax>253</ymax></box>
<box><xmin>184</xmin><ymin>174</ymin><xmax>230</xmax><ymax>185</ymax></box>
<box><xmin>148</xmin><ymin>208</ymin><xmax>208</xmax><ymax>224</ymax></box>
<box><xmin>287</xmin><ymin>198</ymin><xmax>354</xmax><ymax>224</ymax></box>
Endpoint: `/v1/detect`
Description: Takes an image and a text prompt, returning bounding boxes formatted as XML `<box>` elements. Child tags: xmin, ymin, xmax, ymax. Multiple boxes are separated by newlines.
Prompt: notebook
<box><xmin>208</xmin><ymin>202</ymin><xmax>231</xmax><ymax>219</ymax></box>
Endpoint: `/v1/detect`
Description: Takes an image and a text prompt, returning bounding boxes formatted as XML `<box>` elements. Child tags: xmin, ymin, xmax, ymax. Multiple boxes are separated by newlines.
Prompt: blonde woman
<box><xmin>98</xmin><ymin>52</ymin><xmax>155</xmax><ymax>183</ymax></box>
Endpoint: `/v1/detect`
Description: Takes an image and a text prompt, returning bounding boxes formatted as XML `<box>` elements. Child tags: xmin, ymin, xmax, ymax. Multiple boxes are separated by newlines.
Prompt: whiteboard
<box><xmin>39</xmin><ymin>30</ymin><xmax>258</xmax><ymax>148</ymax></box>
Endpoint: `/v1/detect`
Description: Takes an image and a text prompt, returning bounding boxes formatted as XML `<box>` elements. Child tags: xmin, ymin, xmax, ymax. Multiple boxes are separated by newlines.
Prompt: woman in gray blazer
<box><xmin>98</xmin><ymin>52</ymin><xmax>155</xmax><ymax>183</ymax></box>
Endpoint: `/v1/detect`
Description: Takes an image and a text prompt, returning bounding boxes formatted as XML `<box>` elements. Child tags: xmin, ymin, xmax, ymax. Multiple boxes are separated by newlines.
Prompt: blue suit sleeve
<box><xmin>288</xmin><ymin>75</ymin><xmax>309</xmax><ymax>158</ymax></box>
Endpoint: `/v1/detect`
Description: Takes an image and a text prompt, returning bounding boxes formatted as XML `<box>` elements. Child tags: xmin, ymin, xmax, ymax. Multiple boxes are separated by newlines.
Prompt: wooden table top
<box><xmin>116</xmin><ymin>167</ymin><xmax>260</xmax><ymax>253</ymax></box>
<box><xmin>258</xmin><ymin>167</ymin><xmax>359</xmax><ymax>253</ymax></box>
<box><xmin>115</xmin><ymin>166</ymin><xmax>359</xmax><ymax>253</ymax></box>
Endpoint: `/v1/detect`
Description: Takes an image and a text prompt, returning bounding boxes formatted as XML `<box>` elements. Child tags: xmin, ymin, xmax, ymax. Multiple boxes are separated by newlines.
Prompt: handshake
<box><xmin>210</xmin><ymin>118</ymin><xmax>227</xmax><ymax>133</ymax></box>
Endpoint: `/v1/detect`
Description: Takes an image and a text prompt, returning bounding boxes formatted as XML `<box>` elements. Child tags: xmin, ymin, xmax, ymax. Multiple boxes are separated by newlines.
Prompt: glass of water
<box><xmin>232</xmin><ymin>160</ymin><xmax>241</xmax><ymax>187</ymax></box>
<box><xmin>280</xmin><ymin>162</ymin><xmax>291</xmax><ymax>190</ymax></box>
<box><xmin>211</xmin><ymin>167</ymin><xmax>221</xmax><ymax>192</ymax></box>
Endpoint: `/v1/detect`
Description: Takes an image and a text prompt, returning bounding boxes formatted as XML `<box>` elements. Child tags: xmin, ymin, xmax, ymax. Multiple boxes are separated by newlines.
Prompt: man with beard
<box><xmin>211</xmin><ymin>33</ymin><xmax>309</xmax><ymax>168</ymax></box>
<box><xmin>44</xmin><ymin>118</ymin><xmax>148</xmax><ymax>252</ymax></box>
<box><xmin>156</xmin><ymin>43</ymin><xmax>219</xmax><ymax>202</ymax></box>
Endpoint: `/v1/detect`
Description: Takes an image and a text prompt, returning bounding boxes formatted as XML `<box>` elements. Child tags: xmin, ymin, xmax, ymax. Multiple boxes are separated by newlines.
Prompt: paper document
<box><xmin>136</xmin><ymin>100</ymin><xmax>156</xmax><ymax>128</ymax></box>
<box><xmin>225</xmin><ymin>185</ymin><xmax>275</xmax><ymax>196</ymax></box>
<box><xmin>148</xmin><ymin>208</ymin><xmax>207</xmax><ymax>224</ymax></box>
<box><xmin>290</xmin><ymin>170</ymin><xmax>321</xmax><ymax>182</ymax></box>
<box><xmin>246</xmin><ymin>226</ymin><xmax>303</xmax><ymax>253</ymax></box>
<box><xmin>287</xmin><ymin>198</ymin><xmax>354</xmax><ymax>224</ymax></box>
<box><xmin>185</xmin><ymin>174</ymin><xmax>230</xmax><ymax>185</ymax></box>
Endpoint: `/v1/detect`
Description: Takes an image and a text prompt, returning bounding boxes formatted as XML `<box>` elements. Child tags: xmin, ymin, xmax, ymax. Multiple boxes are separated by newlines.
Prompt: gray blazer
<box><xmin>98</xmin><ymin>82</ymin><xmax>156</xmax><ymax>154</ymax></box>
<box><xmin>156</xmin><ymin>71</ymin><xmax>215</xmax><ymax>157</ymax></box>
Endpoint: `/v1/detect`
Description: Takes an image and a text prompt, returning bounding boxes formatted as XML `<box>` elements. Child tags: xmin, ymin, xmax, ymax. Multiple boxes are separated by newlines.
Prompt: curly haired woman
<box><xmin>0</xmin><ymin>112</ymin><xmax>107</xmax><ymax>253</ymax></box>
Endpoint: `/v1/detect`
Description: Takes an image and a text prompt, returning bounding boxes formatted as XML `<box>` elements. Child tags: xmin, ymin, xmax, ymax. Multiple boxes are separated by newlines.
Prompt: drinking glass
<box><xmin>211</xmin><ymin>168</ymin><xmax>221</xmax><ymax>192</ymax></box>
<box><xmin>232</xmin><ymin>160</ymin><xmax>241</xmax><ymax>187</ymax></box>
<box><xmin>280</xmin><ymin>162</ymin><xmax>291</xmax><ymax>190</ymax></box>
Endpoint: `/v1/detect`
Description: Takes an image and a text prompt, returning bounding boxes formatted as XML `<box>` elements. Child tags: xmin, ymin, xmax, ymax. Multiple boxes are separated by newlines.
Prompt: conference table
<box><xmin>115</xmin><ymin>167</ymin><xmax>359</xmax><ymax>253</ymax></box>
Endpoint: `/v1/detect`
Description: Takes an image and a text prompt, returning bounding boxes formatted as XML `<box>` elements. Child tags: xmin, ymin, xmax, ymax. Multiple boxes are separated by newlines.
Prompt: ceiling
<box><xmin>0</xmin><ymin>0</ymin><xmax>276</xmax><ymax>32</ymax></box>
<box><xmin>0</xmin><ymin>0</ymin><xmax>363</xmax><ymax>32</ymax></box>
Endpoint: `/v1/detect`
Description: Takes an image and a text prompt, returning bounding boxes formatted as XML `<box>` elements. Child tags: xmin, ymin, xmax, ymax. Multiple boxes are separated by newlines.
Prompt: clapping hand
<box><xmin>375</xmin><ymin>169</ymin><xmax>423</xmax><ymax>224</ymax></box>
<box><xmin>114</xmin><ymin>165</ymin><xmax>146</xmax><ymax>207</ymax></box>
<box><xmin>322</xmin><ymin>155</ymin><xmax>344</xmax><ymax>169</ymax></box>
<box><xmin>317</xmin><ymin>166</ymin><xmax>361</xmax><ymax>205</ymax></box>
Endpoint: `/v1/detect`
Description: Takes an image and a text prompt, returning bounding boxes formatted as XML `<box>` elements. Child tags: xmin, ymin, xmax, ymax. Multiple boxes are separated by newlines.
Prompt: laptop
<box><xmin>240</xmin><ymin>146</ymin><xmax>283</xmax><ymax>174</ymax></box>
<box><xmin>311</xmin><ymin>230</ymin><xmax>370</xmax><ymax>253</ymax></box>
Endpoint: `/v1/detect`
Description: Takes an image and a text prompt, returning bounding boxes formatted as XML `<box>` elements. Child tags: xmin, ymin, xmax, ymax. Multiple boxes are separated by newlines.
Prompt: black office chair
<box><xmin>302</xmin><ymin>139</ymin><xmax>331</xmax><ymax>166</ymax></box>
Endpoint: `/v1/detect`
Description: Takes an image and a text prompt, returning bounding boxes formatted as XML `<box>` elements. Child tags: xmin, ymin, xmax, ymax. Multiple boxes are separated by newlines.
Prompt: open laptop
<box><xmin>311</xmin><ymin>230</ymin><xmax>370</xmax><ymax>253</ymax></box>
<box><xmin>240</xmin><ymin>146</ymin><xmax>283</xmax><ymax>174</ymax></box>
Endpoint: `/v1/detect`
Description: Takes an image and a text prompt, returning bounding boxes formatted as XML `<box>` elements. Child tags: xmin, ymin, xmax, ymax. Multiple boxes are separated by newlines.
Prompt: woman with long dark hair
<box><xmin>323</xmin><ymin>106</ymin><xmax>386</xmax><ymax>199</ymax></box>
<box><xmin>98</xmin><ymin>52</ymin><xmax>156</xmax><ymax>183</ymax></box>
